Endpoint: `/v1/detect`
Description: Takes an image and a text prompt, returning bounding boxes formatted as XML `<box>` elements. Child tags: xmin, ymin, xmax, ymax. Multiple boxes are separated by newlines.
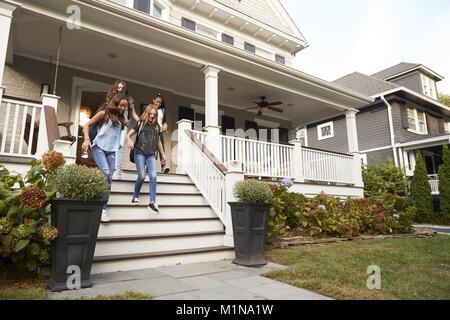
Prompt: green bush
<box><xmin>410</xmin><ymin>153</ymin><xmax>434</xmax><ymax>223</ymax></box>
<box><xmin>50</xmin><ymin>165</ymin><xmax>109</xmax><ymax>201</ymax></box>
<box><xmin>0</xmin><ymin>158</ymin><xmax>57</xmax><ymax>274</ymax></box>
<box><xmin>233</xmin><ymin>179</ymin><xmax>272</xmax><ymax>204</ymax></box>
<box><xmin>270</xmin><ymin>184</ymin><xmax>307</xmax><ymax>229</ymax></box>
<box><xmin>439</xmin><ymin>145</ymin><xmax>450</xmax><ymax>219</ymax></box>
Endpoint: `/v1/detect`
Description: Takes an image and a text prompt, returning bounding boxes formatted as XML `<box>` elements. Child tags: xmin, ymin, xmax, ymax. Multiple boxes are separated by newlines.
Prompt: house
<box><xmin>0</xmin><ymin>0</ymin><xmax>373</xmax><ymax>273</ymax></box>
<box><xmin>304</xmin><ymin>62</ymin><xmax>450</xmax><ymax>197</ymax></box>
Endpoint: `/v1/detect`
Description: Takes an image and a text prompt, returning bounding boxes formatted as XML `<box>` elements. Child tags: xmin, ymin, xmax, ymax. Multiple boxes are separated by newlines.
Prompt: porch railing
<box><xmin>220</xmin><ymin>135</ymin><xmax>294</xmax><ymax>179</ymax></box>
<box><xmin>184</xmin><ymin>130</ymin><xmax>227</xmax><ymax>224</ymax></box>
<box><xmin>0</xmin><ymin>97</ymin><xmax>42</xmax><ymax>157</ymax></box>
<box><xmin>191</xmin><ymin>129</ymin><xmax>206</xmax><ymax>145</ymax></box>
<box><xmin>428</xmin><ymin>174</ymin><xmax>439</xmax><ymax>195</ymax></box>
<box><xmin>302</xmin><ymin>147</ymin><xmax>355</xmax><ymax>184</ymax></box>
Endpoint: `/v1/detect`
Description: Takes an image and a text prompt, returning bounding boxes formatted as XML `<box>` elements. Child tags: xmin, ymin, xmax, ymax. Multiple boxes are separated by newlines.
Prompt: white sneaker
<box><xmin>101</xmin><ymin>209</ymin><xmax>111</xmax><ymax>223</ymax></box>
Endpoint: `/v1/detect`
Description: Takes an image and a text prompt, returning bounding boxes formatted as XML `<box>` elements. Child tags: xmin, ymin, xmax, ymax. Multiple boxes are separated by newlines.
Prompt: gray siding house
<box><xmin>304</xmin><ymin>63</ymin><xmax>450</xmax><ymax>194</ymax></box>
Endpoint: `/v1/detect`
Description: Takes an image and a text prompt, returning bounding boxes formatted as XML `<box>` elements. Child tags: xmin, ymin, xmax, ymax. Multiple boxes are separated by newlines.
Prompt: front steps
<box><xmin>91</xmin><ymin>173</ymin><xmax>235</xmax><ymax>274</ymax></box>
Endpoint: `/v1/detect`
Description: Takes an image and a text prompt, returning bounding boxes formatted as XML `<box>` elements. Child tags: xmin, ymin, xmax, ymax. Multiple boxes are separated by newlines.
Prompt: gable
<box><xmin>213</xmin><ymin>0</ymin><xmax>306</xmax><ymax>41</ymax></box>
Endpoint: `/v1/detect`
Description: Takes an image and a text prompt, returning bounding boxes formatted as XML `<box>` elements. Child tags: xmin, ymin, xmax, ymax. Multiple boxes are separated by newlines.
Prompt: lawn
<box><xmin>264</xmin><ymin>235</ymin><xmax>450</xmax><ymax>300</ymax></box>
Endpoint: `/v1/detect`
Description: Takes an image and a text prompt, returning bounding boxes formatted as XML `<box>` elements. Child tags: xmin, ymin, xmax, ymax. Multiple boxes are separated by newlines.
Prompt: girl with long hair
<box><xmin>126</xmin><ymin>105</ymin><xmax>166</xmax><ymax>213</ymax></box>
<box><xmin>82</xmin><ymin>93</ymin><xmax>128</xmax><ymax>222</ymax></box>
<box><xmin>152</xmin><ymin>92</ymin><xmax>170</xmax><ymax>174</ymax></box>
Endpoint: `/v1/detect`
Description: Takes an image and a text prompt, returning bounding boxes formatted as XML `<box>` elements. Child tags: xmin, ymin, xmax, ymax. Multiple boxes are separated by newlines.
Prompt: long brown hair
<box><xmin>139</xmin><ymin>104</ymin><xmax>158</xmax><ymax>130</ymax></box>
<box><xmin>100</xmin><ymin>93</ymin><xmax>127</xmax><ymax>129</ymax></box>
<box><xmin>106</xmin><ymin>80</ymin><xmax>135</xmax><ymax>105</ymax></box>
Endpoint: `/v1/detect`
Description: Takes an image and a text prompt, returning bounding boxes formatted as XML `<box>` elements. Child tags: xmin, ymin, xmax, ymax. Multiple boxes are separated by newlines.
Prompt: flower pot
<box><xmin>49</xmin><ymin>198</ymin><xmax>106</xmax><ymax>292</ymax></box>
<box><xmin>228</xmin><ymin>202</ymin><xmax>272</xmax><ymax>267</ymax></box>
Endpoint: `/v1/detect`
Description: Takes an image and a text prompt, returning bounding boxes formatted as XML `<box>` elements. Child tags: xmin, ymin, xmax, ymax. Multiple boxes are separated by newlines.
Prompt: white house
<box><xmin>0</xmin><ymin>0</ymin><xmax>373</xmax><ymax>273</ymax></box>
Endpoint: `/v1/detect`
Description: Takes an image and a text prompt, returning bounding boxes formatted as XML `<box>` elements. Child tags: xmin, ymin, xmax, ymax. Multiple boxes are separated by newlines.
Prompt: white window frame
<box><xmin>113</xmin><ymin>0</ymin><xmax>169</xmax><ymax>20</ymax></box>
<box><xmin>445</xmin><ymin>121</ymin><xmax>450</xmax><ymax>134</ymax></box>
<box><xmin>317</xmin><ymin>121</ymin><xmax>334</xmax><ymax>140</ymax></box>
<box><xmin>421</xmin><ymin>73</ymin><xmax>437</xmax><ymax>100</ymax></box>
<box><xmin>406</xmin><ymin>107</ymin><xmax>428</xmax><ymax>135</ymax></box>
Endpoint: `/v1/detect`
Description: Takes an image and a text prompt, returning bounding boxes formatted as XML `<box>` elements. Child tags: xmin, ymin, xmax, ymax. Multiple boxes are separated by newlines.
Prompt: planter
<box><xmin>50</xmin><ymin>198</ymin><xmax>106</xmax><ymax>292</ymax></box>
<box><xmin>228</xmin><ymin>202</ymin><xmax>272</xmax><ymax>267</ymax></box>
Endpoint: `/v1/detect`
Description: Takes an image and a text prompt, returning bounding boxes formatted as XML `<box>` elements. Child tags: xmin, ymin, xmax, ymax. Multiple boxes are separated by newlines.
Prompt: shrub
<box><xmin>233</xmin><ymin>179</ymin><xmax>272</xmax><ymax>204</ymax></box>
<box><xmin>50</xmin><ymin>165</ymin><xmax>109</xmax><ymax>201</ymax></box>
<box><xmin>270</xmin><ymin>184</ymin><xmax>307</xmax><ymax>229</ymax></box>
<box><xmin>410</xmin><ymin>153</ymin><xmax>434</xmax><ymax>223</ymax></box>
<box><xmin>439</xmin><ymin>145</ymin><xmax>450</xmax><ymax>219</ymax></box>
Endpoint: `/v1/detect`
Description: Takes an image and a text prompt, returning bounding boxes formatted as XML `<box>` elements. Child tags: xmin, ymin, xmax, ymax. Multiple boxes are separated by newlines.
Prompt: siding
<box><xmin>365</xmin><ymin>148</ymin><xmax>395</xmax><ymax>165</ymax></box>
<box><xmin>356</xmin><ymin>104</ymin><xmax>391</xmax><ymax>151</ymax></box>
<box><xmin>307</xmin><ymin>116</ymin><xmax>349</xmax><ymax>153</ymax></box>
<box><xmin>390</xmin><ymin>71</ymin><xmax>423</xmax><ymax>95</ymax></box>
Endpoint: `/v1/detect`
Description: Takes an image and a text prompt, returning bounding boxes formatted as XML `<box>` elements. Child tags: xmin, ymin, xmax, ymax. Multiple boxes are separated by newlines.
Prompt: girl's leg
<box><xmin>91</xmin><ymin>146</ymin><xmax>112</xmax><ymax>209</ymax></box>
<box><xmin>133</xmin><ymin>153</ymin><xmax>146</xmax><ymax>200</ymax></box>
<box><xmin>147</xmin><ymin>155</ymin><xmax>157</xmax><ymax>203</ymax></box>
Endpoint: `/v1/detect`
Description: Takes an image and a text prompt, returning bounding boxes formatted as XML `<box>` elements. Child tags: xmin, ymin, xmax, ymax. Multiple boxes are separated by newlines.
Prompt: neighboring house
<box><xmin>0</xmin><ymin>0</ymin><xmax>373</xmax><ymax>273</ymax></box>
<box><xmin>305</xmin><ymin>62</ymin><xmax>450</xmax><ymax>196</ymax></box>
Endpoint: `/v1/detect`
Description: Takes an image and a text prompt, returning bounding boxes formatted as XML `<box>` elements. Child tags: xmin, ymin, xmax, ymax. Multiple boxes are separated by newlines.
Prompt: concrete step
<box><xmin>108</xmin><ymin>193</ymin><xmax>209</xmax><ymax>206</ymax></box>
<box><xmin>105</xmin><ymin>204</ymin><xmax>216</xmax><ymax>220</ymax></box>
<box><xmin>98</xmin><ymin>218</ymin><xmax>224</xmax><ymax>237</ymax></box>
<box><xmin>114</xmin><ymin>172</ymin><xmax>192</xmax><ymax>184</ymax></box>
<box><xmin>94</xmin><ymin>231</ymin><xmax>226</xmax><ymax>257</ymax></box>
<box><xmin>91</xmin><ymin>246</ymin><xmax>235</xmax><ymax>274</ymax></box>
<box><xmin>111</xmin><ymin>180</ymin><xmax>199</xmax><ymax>194</ymax></box>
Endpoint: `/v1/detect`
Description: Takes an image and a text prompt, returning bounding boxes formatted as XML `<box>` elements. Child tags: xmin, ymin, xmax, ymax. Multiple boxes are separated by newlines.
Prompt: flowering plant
<box><xmin>281</xmin><ymin>178</ymin><xmax>294</xmax><ymax>188</ymax></box>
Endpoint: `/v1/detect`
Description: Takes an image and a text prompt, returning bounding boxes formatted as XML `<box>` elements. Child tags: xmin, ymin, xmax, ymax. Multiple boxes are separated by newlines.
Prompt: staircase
<box><xmin>91</xmin><ymin>172</ymin><xmax>235</xmax><ymax>274</ymax></box>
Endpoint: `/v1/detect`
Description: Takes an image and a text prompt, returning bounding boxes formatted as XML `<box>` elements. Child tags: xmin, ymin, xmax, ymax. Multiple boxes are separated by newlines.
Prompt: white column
<box><xmin>176</xmin><ymin>119</ymin><xmax>193</xmax><ymax>174</ymax></box>
<box><xmin>224</xmin><ymin>160</ymin><xmax>245</xmax><ymax>247</ymax></box>
<box><xmin>289</xmin><ymin>139</ymin><xmax>304</xmax><ymax>183</ymax></box>
<box><xmin>35</xmin><ymin>94</ymin><xmax>60</xmax><ymax>158</ymax></box>
<box><xmin>345</xmin><ymin>109</ymin><xmax>364</xmax><ymax>188</ymax></box>
<box><xmin>201</xmin><ymin>65</ymin><xmax>222</xmax><ymax>160</ymax></box>
<box><xmin>0</xmin><ymin>1</ymin><xmax>18</xmax><ymax>89</ymax></box>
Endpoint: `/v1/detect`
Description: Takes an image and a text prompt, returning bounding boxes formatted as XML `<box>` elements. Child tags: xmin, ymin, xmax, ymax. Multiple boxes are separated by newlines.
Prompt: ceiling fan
<box><xmin>243</xmin><ymin>96</ymin><xmax>283</xmax><ymax>116</ymax></box>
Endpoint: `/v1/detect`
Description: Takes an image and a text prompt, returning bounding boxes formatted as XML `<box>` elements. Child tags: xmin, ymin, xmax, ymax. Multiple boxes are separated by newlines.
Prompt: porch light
<box><xmin>79</xmin><ymin>106</ymin><xmax>92</xmax><ymax>127</ymax></box>
<box><xmin>40</xmin><ymin>83</ymin><xmax>50</xmax><ymax>96</ymax></box>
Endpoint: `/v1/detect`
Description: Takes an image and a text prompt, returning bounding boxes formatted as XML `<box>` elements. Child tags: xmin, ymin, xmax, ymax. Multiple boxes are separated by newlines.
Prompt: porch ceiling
<box><xmin>11</xmin><ymin>8</ymin><xmax>367</xmax><ymax>127</ymax></box>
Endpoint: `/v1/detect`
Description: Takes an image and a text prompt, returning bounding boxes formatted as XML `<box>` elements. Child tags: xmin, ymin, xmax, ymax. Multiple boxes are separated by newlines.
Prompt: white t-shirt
<box><xmin>157</xmin><ymin>108</ymin><xmax>164</xmax><ymax>129</ymax></box>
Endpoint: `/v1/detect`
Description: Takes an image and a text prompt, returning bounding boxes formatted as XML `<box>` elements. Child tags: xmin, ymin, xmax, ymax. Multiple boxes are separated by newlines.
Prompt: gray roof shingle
<box><xmin>371</xmin><ymin>62</ymin><xmax>421</xmax><ymax>80</ymax></box>
<box><xmin>332</xmin><ymin>72</ymin><xmax>399</xmax><ymax>96</ymax></box>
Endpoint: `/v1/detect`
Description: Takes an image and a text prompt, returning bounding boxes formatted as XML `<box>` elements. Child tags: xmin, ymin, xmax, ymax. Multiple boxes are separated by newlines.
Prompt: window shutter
<box><xmin>222</xmin><ymin>34</ymin><xmax>234</xmax><ymax>45</ymax></box>
<box><xmin>178</xmin><ymin>106</ymin><xmax>195</xmax><ymax>121</ymax></box>
<box><xmin>425</xmin><ymin>112</ymin><xmax>432</xmax><ymax>134</ymax></box>
<box><xmin>438</xmin><ymin>118</ymin><xmax>445</xmax><ymax>134</ymax></box>
<box><xmin>245</xmin><ymin>120</ymin><xmax>258</xmax><ymax>139</ymax></box>
<box><xmin>221</xmin><ymin>115</ymin><xmax>235</xmax><ymax>134</ymax></box>
<box><xmin>400</xmin><ymin>104</ymin><xmax>409</xmax><ymax>129</ymax></box>
<box><xmin>182</xmin><ymin>17</ymin><xmax>196</xmax><ymax>31</ymax></box>
<box><xmin>244</xmin><ymin>42</ymin><xmax>256</xmax><ymax>53</ymax></box>
<box><xmin>134</xmin><ymin>0</ymin><xmax>150</xmax><ymax>13</ymax></box>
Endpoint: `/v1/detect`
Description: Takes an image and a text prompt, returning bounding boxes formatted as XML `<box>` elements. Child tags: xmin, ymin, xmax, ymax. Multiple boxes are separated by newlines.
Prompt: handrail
<box><xmin>302</xmin><ymin>146</ymin><xmax>354</xmax><ymax>158</ymax></box>
<box><xmin>185</xmin><ymin>130</ymin><xmax>227</xmax><ymax>174</ymax></box>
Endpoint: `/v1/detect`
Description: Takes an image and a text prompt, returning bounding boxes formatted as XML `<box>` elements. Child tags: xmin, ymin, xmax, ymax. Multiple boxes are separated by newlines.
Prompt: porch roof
<box><xmin>397</xmin><ymin>135</ymin><xmax>450</xmax><ymax>150</ymax></box>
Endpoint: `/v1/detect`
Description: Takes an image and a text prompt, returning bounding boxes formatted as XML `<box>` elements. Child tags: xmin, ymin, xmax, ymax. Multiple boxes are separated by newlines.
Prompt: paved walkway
<box><xmin>48</xmin><ymin>260</ymin><xmax>331</xmax><ymax>300</ymax></box>
<box><xmin>414</xmin><ymin>225</ymin><xmax>450</xmax><ymax>235</ymax></box>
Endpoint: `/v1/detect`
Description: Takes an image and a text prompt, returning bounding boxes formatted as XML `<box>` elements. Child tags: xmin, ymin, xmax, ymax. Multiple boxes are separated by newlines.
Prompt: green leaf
<box><xmin>14</xmin><ymin>239</ymin><xmax>30</xmax><ymax>252</ymax></box>
<box><xmin>27</xmin><ymin>259</ymin><xmax>37</xmax><ymax>271</ymax></box>
<box><xmin>302</xmin><ymin>221</ymin><xmax>308</xmax><ymax>227</ymax></box>
<box><xmin>29</xmin><ymin>243</ymin><xmax>40</xmax><ymax>256</ymax></box>
<box><xmin>1</xmin><ymin>234</ymin><xmax>13</xmax><ymax>247</ymax></box>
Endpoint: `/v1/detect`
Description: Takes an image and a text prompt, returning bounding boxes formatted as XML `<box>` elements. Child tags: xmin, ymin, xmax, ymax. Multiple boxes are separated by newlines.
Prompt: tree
<box><xmin>438</xmin><ymin>145</ymin><xmax>450</xmax><ymax>218</ymax></box>
<box><xmin>439</xmin><ymin>93</ymin><xmax>450</xmax><ymax>107</ymax></box>
<box><xmin>410</xmin><ymin>153</ymin><xmax>434</xmax><ymax>222</ymax></box>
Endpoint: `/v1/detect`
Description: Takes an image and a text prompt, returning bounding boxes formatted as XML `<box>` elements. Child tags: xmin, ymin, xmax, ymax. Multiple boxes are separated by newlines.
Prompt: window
<box><xmin>275</xmin><ymin>54</ymin><xmax>285</xmax><ymax>65</ymax></box>
<box><xmin>222</xmin><ymin>33</ymin><xmax>234</xmax><ymax>46</ymax></box>
<box><xmin>407</xmin><ymin>107</ymin><xmax>428</xmax><ymax>134</ymax></box>
<box><xmin>111</xmin><ymin>0</ymin><xmax>129</xmax><ymax>5</ymax></box>
<box><xmin>244</xmin><ymin>42</ymin><xmax>256</xmax><ymax>54</ymax></box>
<box><xmin>196</xmin><ymin>25</ymin><xmax>218</xmax><ymax>39</ymax></box>
<box><xmin>317</xmin><ymin>122</ymin><xmax>334</xmax><ymax>140</ymax></box>
<box><xmin>445</xmin><ymin>121</ymin><xmax>450</xmax><ymax>134</ymax></box>
<box><xmin>134</xmin><ymin>0</ymin><xmax>150</xmax><ymax>13</ymax></box>
<box><xmin>421</xmin><ymin>74</ymin><xmax>437</xmax><ymax>100</ymax></box>
<box><xmin>152</xmin><ymin>2</ymin><xmax>162</xmax><ymax>18</ymax></box>
<box><xmin>182</xmin><ymin>17</ymin><xmax>196</xmax><ymax>31</ymax></box>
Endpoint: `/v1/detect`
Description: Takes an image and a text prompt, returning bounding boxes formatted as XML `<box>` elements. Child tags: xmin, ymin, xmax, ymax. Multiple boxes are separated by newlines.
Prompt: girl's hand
<box><xmin>82</xmin><ymin>139</ymin><xmax>91</xmax><ymax>152</ymax></box>
<box><xmin>127</xmin><ymin>141</ymin><xmax>134</xmax><ymax>150</ymax></box>
<box><xmin>161</xmin><ymin>156</ymin><xmax>167</xmax><ymax>165</ymax></box>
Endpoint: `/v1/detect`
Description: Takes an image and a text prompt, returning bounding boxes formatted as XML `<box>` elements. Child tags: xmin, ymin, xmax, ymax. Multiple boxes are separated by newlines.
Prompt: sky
<box><xmin>280</xmin><ymin>0</ymin><xmax>450</xmax><ymax>94</ymax></box>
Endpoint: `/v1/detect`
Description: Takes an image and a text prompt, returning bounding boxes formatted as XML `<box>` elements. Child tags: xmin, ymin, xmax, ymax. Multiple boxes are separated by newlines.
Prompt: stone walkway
<box><xmin>47</xmin><ymin>260</ymin><xmax>331</xmax><ymax>300</ymax></box>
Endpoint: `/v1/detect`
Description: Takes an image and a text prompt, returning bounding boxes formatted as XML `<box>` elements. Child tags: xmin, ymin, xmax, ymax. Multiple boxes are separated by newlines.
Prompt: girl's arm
<box><xmin>157</xmin><ymin>135</ymin><xmax>166</xmax><ymax>164</ymax></box>
<box><xmin>161</xmin><ymin>122</ymin><xmax>168</xmax><ymax>133</ymax></box>
<box><xmin>82</xmin><ymin>111</ymin><xmax>105</xmax><ymax>152</ymax></box>
<box><xmin>126</xmin><ymin>128</ymin><xmax>137</xmax><ymax>149</ymax></box>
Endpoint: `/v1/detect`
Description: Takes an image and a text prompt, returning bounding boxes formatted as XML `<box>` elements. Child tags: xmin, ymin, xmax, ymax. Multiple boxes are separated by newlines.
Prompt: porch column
<box><xmin>0</xmin><ymin>1</ymin><xmax>19</xmax><ymax>100</ymax></box>
<box><xmin>289</xmin><ymin>139</ymin><xmax>304</xmax><ymax>183</ymax></box>
<box><xmin>35</xmin><ymin>94</ymin><xmax>60</xmax><ymax>158</ymax></box>
<box><xmin>201</xmin><ymin>65</ymin><xmax>222</xmax><ymax>160</ymax></box>
<box><xmin>176</xmin><ymin>119</ymin><xmax>193</xmax><ymax>174</ymax></box>
<box><xmin>345</xmin><ymin>109</ymin><xmax>364</xmax><ymax>187</ymax></box>
<box><xmin>224</xmin><ymin>160</ymin><xmax>245</xmax><ymax>247</ymax></box>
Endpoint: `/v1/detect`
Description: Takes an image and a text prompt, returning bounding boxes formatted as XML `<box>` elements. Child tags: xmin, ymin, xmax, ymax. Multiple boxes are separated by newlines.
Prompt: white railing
<box><xmin>0</xmin><ymin>98</ymin><xmax>42</xmax><ymax>157</ymax></box>
<box><xmin>221</xmin><ymin>135</ymin><xmax>294</xmax><ymax>179</ymax></box>
<box><xmin>301</xmin><ymin>147</ymin><xmax>355</xmax><ymax>184</ymax></box>
<box><xmin>184</xmin><ymin>130</ymin><xmax>226</xmax><ymax>223</ymax></box>
<box><xmin>191</xmin><ymin>129</ymin><xmax>207</xmax><ymax>145</ymax></box>
<box><xmin>428</xmin><ymin>174</ymin><xmax>439</xmax><ymax>195</ymax></box>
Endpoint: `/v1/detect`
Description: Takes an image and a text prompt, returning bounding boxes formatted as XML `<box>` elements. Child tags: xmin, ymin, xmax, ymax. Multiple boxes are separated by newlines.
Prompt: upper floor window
<box><xmin>244</xmin><ymin>42</ymin><xmax>256</xmax><ymax>54</ymax></box>
<box><xmin>407</xmin><ymin>107</ymin><xmax>427</xmax><ymax>134</ymax></box>
<box><xmin>182</xmin><ymin>17</ymin><xmax>196</xmax><ymax>31</ymax></box>
<box><xmin>112</xmin><ymin>0</ymin><xmax>167</xmax><ymax>19</ymax></box>
<box><xmin>222</xmin><ymin>33</ymin><xmax>234</xmax><ymax>46</ymax></box>
<box><xmin>421</xmin><ymin>74</ymin><xmax>437</xmax><ymax>100</ymax></box>
<box><xmin>153</xmin><ymin>2</ymin><xmax>162</xmax><ymax>18</ymax></box>
<box><xmin>317</xmin><ymin>121</ymin><xmax>334</xmax><ymax>140</ymax></box>
<box><xmin>181</xmin><ymin>17</ymin><xmax>219</xmax><ymax>40</ymax></box>
<box><xmin>275</xmin><ymin>54</ymin><xmax>285</xmax><ymax>65</ymax></box>
<box><xmin>445</xmin><ymin>121</ymin><xmax>450</xmax><ymax>134</ymax></box>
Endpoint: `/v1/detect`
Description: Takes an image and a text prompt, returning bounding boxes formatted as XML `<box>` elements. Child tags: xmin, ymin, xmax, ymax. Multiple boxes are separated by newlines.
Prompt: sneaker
<box><xmin>131</xmin><ymin>197</ymin><xmax>140</xmax><ymax>205</ymax></box>
<box><xmin>148</xmin><ymin>202</ymin><xmax>159</xmax><ymax>213</ymax></box>
<box><xmin>101</xmin><ymin>209</ymin><xmax>111</xmax><ymax>223</ymax></box>
<box><xmin>161</xmin><ymin>164</ymin><xmax>170</xmax><ymax>174</ymax></box>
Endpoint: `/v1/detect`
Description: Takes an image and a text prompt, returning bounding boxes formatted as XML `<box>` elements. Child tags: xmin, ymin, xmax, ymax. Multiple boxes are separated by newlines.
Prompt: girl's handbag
<box><xmin>129</xmin><ymin>122</ymin><xmax>143</xmax><ymax>164</ymax></box>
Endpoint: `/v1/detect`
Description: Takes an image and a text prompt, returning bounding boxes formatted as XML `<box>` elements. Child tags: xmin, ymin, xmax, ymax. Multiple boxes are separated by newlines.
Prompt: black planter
<box><xmin>228</xmin><ymin>202</ymin><xmax>272</xmax><ymax>267</ymax></box>
<box><xmin>50</xmin><ymin>198</ymin><xmax>106</xmax><ymax>292</ymax></box>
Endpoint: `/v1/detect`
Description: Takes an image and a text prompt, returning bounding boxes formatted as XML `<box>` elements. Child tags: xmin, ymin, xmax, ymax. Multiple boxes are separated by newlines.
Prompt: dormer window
<box><xmin>421</xmin><ymin>74</ymin><xmax>437</xmax><ymax>100</ymax></box>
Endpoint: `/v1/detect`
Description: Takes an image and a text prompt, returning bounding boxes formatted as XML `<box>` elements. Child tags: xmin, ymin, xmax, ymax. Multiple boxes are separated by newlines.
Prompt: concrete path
<box><xmin>47</xmin><ymin>260</ymin><xmax>331</xmax><ymax>300</ymax></box>
<box><xmin>414</xmin><ymin>225</ymin><xmax>450</xmax><ymax>235</ymax></box>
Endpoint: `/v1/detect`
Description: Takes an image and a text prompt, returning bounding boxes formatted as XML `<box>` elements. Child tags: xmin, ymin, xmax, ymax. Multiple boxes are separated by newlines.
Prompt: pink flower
<box><xmin>306</xmin><ymin>202</ymin><xmax>315</xmax><ymax>209</ymax></box>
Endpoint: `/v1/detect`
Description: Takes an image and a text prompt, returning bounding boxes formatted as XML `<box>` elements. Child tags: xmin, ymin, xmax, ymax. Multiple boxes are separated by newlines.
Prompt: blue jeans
<box><xmin>92</xmin><ymin>145</ymin><xmax>116</xmax><ymax>209</ymax></box>
<box><xmin>133</xmin><ymin>153</ymin><xmax>157</xmax><ymax>203</ymax></box>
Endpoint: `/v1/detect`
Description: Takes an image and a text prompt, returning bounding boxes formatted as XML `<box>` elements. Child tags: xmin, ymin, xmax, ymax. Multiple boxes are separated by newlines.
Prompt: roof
<box><xmin>371</xmin><ymin>62</ymin><xmax>421</xmax><ymax>80</ymax></box>
<box><xmin>332</xmin><ymin>72</ymin><xmax>399</xmax><ymax>97</ymax></box>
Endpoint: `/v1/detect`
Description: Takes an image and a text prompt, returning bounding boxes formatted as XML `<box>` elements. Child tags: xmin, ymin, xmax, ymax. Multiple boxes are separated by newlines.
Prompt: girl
<box><xmin>126</xmin><ymin>105</ymin><xmax>166</xmax><ymax>213</ymax></box>
<box><xmin>107</xmin><ymin>80</ymin><xmax>139</xmax><ymax>179</ymax></box>
<box><xmin>82</xmin><ymin>93</ymin><xmax>128</xmax><ymax>222</ymax></box>
<box><xmin>152</xmin><ymin>93</ymin><xmax>170</xmax><ymax>174</ymax></box>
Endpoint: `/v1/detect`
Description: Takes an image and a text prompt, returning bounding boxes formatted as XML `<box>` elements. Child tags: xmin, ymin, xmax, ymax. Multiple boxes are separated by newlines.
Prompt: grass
<box><xmin>0</xmin><ymin>278</ymin><xmax>49</xmax><ymax>300</ymax></box>
<box><xmin>80</xmin><ymin>292</ymin><xmax>152</xmax><ymax>300</ymax></box>
<box><xmin>264</xmin><ymin>235</ymin><xmax>450</xmax><ymax>300</ymax></box>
